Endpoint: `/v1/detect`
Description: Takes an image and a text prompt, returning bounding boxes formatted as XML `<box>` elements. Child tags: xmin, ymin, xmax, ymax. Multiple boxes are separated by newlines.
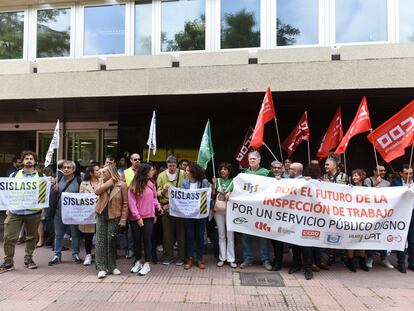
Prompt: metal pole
<box><xmin>274</xmin><ymin>118</ymin><xmax>284</xmax><ymax>162</ymax></box>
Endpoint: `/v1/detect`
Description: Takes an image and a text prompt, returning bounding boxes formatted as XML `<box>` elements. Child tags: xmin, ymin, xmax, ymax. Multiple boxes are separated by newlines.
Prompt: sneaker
<box><xmin>97</xmin><ymin>271</ymin><xmax>106</xmax><ymax>279</ymax></box>
<box><xmin>73</xmin><ymin>254</ymin><xmax>82</xmax><ymax>264</ymax></box>
<box><xmin>125</xmin><ymin>250</ymin><xmax>134</xmax><ymax>259</ymax></box>
<box><xmin>138</xmin><ymin>263</ymin><xmax>151</xmax><ymax>276</ymax></box>
<box><xmin>48</xmin><ymin>256</ymin><xmax>60</xmax><ymax>266</ymax></box>
<box><xmin>111</xmin><ymin>268</ymin><xmax>121</xmax><ymax>275</ymax></box>
<box><xmin>382</xmin><ymin>258</ymin><xmax>394</xmax><ymax>269</ymax></box>
<box><xmin>0</xmin><ymin>260</ymin><xmax>14</xmax><ymax>273</ymax></box>
<box><xmin>217</xmin><ymin>261</ymin><xmax>224</xmax><ymax>267</ymax></box>
<box><xmin>240</xmin><ymin>261</ymin><xmax>252</xmax><ymax>269</ymax></box>
<box><xmin>83</xmin><ymin>254</ymin><xmax>92</xmax><ymax>266</ymax></box>
<box><xmin>263</xmin><ymin>260</ymin><xmax>272</xmax><ymax>271</ymax></box>
<box><xmin>175</xmin><ymin>259</ymin><xmax>184</xmax><ymax>266</ymax></box>
<box><xmin>156</xmin><ymin>245</ymin><xmax>163</xmax><ymax>252</ymax></box>
<box><xmin>162</xmin><ymin>258</ymin><xmax>174</xmax><ymax>265</ymax></box>
<box><xmin>24</xmin><ymin>258</ymin><xmax>37</xmax><ymax>269</ymax></box>
<box><xmin>229</xmin><ymin>262</ymin><xmax>237</xmax><ymax>268</ymax></box>
<box><xmin>131</xmin><ymin>260</ymin><xmax>143</xmax><ymax>273</ymax></box>
<box><xmin>366</xmin><ymin>257</ymin><xmax>373</xmax><ymax>269</ymax></box>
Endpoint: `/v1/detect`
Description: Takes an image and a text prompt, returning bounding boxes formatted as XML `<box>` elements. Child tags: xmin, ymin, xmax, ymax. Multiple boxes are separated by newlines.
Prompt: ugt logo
<box><xmin>243</xmin><ymin>183</ymin><xmax>258</xmax><ymax>193</ymax></box>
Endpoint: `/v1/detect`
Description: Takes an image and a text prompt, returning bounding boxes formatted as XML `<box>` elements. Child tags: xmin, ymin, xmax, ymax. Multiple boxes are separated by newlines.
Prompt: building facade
<box><xmin>0</xmin><ymin>0</ymin><xmax>414</xmax><ymax>174</ymax></box>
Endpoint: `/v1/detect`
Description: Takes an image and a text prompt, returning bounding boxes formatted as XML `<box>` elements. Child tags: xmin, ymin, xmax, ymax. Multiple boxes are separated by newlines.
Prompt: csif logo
<box><xmin>233</xmin><ymin>217</ymin><xmax>248</xmax><ymax>225</ymax></box>
<box><xmin>243</xmin><ymin>183</ymin><xmax>259</xmax><ymax>193</ymax></box>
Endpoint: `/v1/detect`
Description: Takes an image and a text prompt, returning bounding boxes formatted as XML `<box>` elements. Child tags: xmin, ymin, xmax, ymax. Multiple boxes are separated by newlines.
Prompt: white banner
<box><xmin>61</xmin><ymin>192</ymin><xmax>97</xmax><ymax>225</ymax></box>
<box><xmin>168</xmin><ymin>186</ymin><xmax>211</xmax><ymax>219</ymax></box>
<box><xmin>227</xmin><ymin>174</ymin><xmax>414</xmax><ymax>251</ymax></box>
<box><xmin>0</xmin><ymin>177</ymin><xmax>51</xmax><ymax>211</ymax></box>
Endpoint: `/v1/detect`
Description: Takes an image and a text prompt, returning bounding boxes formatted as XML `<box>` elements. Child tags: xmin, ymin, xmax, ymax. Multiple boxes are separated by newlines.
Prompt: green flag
<box><xmin>197</xmin><ymin>119</ymin><xmax>214</xmax><ymax>169</ymax></box>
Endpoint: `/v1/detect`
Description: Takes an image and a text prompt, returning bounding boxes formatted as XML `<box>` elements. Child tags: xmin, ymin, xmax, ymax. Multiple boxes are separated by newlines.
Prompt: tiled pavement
<box><xmin>0</xmin><ymin>244</ymin><xmax>413</xmax><ymax>311</ymax></box>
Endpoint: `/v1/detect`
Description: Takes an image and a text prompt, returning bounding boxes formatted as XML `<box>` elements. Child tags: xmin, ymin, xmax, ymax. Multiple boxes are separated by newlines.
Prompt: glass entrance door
<box><xmin>66</xmin><ymin>131</ymin><xmax>98</xmax><ymax>167</ymax></box>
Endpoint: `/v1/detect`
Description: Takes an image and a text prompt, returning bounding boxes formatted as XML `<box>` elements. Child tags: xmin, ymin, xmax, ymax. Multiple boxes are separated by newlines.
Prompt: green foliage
<box><xmin>163</xmin><ymin>15</ymin><xmax>205</xmax><ymax>52</ymax></box>
<box><xmin>37</xmin><ymin>9</ymin><xmax>70</xmax><ymax>58</ymax></box>
<box><xmin>221</xmin><ymin>9</ymin><xmax>260</xmax><ymax>49</ymax></box>
<box><xmin>0</xmin><ymin>12</ymin><xmax>24</xmax><ymax>59</ymax></box>
<box><xmin>277</xmin><ymin>18</ymin><xmax>300</xmax><ymax>46</ymax></box>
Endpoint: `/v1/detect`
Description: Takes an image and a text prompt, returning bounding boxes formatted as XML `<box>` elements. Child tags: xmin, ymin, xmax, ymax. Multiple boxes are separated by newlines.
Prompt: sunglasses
<box><xmin>132</xmin><ymin>158</ymin><xmax>141</xmax><ymax>162</ymax></box>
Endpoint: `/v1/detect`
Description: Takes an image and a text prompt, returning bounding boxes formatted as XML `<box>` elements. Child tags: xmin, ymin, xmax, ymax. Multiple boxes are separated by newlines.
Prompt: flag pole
<box><xmin>369</xmin><ymin>129</ymin><xmax>379</xmax><ymax>169</ymax></box>
<box><xmin>147</xmin><ymin>147</ymin><xmax>150</xmax><ymax>163</ymax></box>
<box><xmin>274</xmin><ymin>118</ymin><xmax>284</xmax><ymax>162</ymax></box>
<box><xmin>56</xmin><ymin>119</ymin><xmax>59</xmax><ymax>180</ymax></box>
<box><xmin>343</xmin><ymin>152</ymin><xmax>348</xmax><ymax>177</ymax></box>
<box><xmin>408</xmin><ymin>143</ymin><xmax>414</xmax><ymax>184</ymax></box>
<box><xmin>211</xmin><ymin>155</ymin><xmax>216</xmax><ymax>177</ymax></box>
<box><xmin>307</xmin><ymin>140</ymin><xmax>311</xmax><ymax>164</ymax></box>
<box><xmin>263</xmin><ymin>142</ymin><xmax>278</xmax><ymax>161</ymax></box>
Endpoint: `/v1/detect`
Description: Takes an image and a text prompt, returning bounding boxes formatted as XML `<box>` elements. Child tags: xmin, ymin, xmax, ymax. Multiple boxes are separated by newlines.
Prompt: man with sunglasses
<box><xmin>121</xmin><ymin>153</ymin><xmax>141</xmax><ymax>259</ymax></box>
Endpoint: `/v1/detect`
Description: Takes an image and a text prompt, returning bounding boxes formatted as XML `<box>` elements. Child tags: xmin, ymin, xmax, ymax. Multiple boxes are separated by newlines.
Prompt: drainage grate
<box><xmin>239</xmin><ymin>272</ymin><xmax>285</xmax><ymax>287</ymax></box>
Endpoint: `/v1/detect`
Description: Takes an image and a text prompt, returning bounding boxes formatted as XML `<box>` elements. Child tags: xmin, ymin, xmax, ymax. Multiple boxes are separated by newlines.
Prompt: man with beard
<box><xmin>0</xmin><ymin>151</ymin><xmax>47</xmax><ymax>273</ymax></box>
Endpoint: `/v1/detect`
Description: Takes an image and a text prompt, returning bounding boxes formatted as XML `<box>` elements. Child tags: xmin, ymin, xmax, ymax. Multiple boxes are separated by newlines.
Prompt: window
<box><xmin>399</xmin><ymin>0</ymin><xmax>414</xmax><ymax>43</ymax></box>
<box><xmin>84</xmin><ymin>4</ymin><xmax>125</xmax><ymax>56</ymax></box>
<box><xmin>135</xmin><ymin>1</ymin><xmax>152</xmax><ymax>55</ymax></box>
<box><xmin>335</xmin><ymin>0</ymin><xmax>387</xmax><ymax>44</ymax></box>
<box><xmin>276</xmin><ymin>0</ymin><xmax>318</xmax><ymax>46</ymax></box>
<box><xmin>221</xmin><ymin>0</ymin><xmax>260</xmax><ymax>49</ymax></box>
<box><xmin>37</xmin><ymin>8</ymin><xmax>71</xmax><ymax>58</ymax></box>
<box><xmin>0</xmin><ymin>11</ymin><xmax>24</xmax><ymax>59</ymax></box>
<box><xmin>67</xmin><ymin>132</ymin><xmax>98</xmax><ymax>167</ymax></box>
<box><xmin>161</xmin><ymin>0</ymin><xmax>205</xmax><ymax>52</ymax></box>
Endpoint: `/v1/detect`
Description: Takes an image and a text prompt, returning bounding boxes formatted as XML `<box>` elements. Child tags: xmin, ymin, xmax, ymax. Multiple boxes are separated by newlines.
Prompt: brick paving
<box><xmin>0</xmin><ymin>243</ymin><xmax>413</xmax><ymax>311</ymax></box>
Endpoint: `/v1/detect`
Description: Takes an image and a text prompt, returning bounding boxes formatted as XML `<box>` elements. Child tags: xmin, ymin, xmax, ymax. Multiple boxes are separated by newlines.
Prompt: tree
<box><xmin>221</xmin><ymin>9</ymin><xmax>260</xmax><ymax>49</ymax></box>
<box><xmin>0</xmin><ymin>12</ymin><xmax>24</xmax><ymax>59</ymax></box>
<box><xmin>163</xmin><ymin>15</ymin><xmax>205</xmax><ymax>52</ymax></box>
<box><xmin>277</xmin><ymin>18</ymin><xmax>300</xmax><ymax>46</ymax></box>
<box><xmin>36</xmin><ymin>9</ymin><xmax>70</xmax><ymax>58</ymax></box>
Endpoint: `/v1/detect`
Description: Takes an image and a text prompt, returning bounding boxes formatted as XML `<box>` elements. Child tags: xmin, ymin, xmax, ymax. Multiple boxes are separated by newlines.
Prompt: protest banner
<box><xmin>227</xmin><ymin>174</ymin><xmax>414</xmax><ymax>250</ymax></box>
<box><xmin>61</xmin><ymin>192</ymin><xmax>97</xmax><ymax>225</ymax></box>
<box><xmin>0</xmin><ymin>177</ymin><xmax>51</xmax><ymax>211</ymax></box>
<box><xmin>168</xmin><ymin>186</ymin><xmax>211</xmax><ymax>219</ymax></box>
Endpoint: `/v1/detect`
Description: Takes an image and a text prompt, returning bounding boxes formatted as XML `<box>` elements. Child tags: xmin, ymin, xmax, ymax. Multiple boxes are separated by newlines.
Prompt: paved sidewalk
<box><xmin>0</xmin><ymin>244</ymin><xmax>413</xmax><ymax>311</ymax></box>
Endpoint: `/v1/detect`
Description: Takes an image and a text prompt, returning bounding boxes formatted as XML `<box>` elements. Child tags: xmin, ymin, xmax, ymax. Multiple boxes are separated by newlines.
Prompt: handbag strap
<box><xmin>55</xmin><ymin>176</ymin><xmax>76</xmax><ymax>205</ymax></box>
<box><xmin>217</xmin><ymin>178</ymin><xmax>223</xmax><ymax>193</ymax></box>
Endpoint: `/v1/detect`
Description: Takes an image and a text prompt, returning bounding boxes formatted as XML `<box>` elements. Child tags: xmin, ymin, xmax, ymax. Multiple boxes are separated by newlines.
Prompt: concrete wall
<box><xmin>0</xmin><ymin>44</ymin><xmax>413</xmax><ymax>100</ymax></box>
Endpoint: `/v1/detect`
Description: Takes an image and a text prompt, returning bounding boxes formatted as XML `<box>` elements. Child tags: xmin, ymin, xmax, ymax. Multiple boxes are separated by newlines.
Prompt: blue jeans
<box><xmin>54</xmin><ymin>209</ymin><xmax>80</xmax><ymax>258</ymax></box>
<box><xmin>242</xmin><ymin>234</ymin><xmax>269</xmax><ymax>263</ymax></box>
<box><xmin>184</xmin><ymin>218</ymin><xmax>207</xmax><ymax>260</ymax></box>
<box><xmin>397</xmin><ymin>211</ymin><xmax>414</xmax><ymax>266</ymax></box>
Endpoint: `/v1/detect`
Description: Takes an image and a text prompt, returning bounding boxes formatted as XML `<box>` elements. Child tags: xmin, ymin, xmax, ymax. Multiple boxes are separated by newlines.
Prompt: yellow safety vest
<box><xmin>14</xmin><ymin>169</ymin><xmax>44</xmax><ymax>211</ymax></box>
<box><xmin>124</xmin><ymin>167</ymin><xmax>135</xmax><ymax>187</ymax></box>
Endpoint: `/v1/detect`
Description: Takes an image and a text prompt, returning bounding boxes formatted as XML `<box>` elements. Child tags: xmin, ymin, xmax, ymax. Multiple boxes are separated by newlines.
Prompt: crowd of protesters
<box><xmin>0</xmin><ymin>150</ymin><xmax>413</xmax><ymax>280</ymax></box>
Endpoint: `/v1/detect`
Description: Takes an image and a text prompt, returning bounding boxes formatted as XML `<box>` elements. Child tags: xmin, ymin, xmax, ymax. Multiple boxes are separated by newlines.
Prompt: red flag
<box><xmin>235</xmin><ymin>127</ymin><xmax>255</xmax><ymax>168</ymax></box>
<box><xmin>367</xmin><ymin>100</ymin><xmax>414</xmax><ymax>163</ymax></box>
<box><xmin>334</xmin><ymin>97</ymin><xmax>371</xmax><ymax>154</ymax></box>
<box><xmin>282</xmin><ymin>112</ymin><xmax>310</xmax><ymax>157</ymax></box>
<box><xmin>316</xmin><ymin>107</ymin><xmax>343</xmax><ymax>159</ymax></box>
<box><xmin>250</xmin><ymin>87</ymin><xmax>276</xmax><ymax>149</ymax></box>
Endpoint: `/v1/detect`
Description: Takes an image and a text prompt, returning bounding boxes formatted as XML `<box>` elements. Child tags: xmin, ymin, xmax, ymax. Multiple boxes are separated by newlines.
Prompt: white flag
<box><xmin>44</xmin><ymin>120</ymin><xmax>60</xmax><ymax>167</ymax></box>
<box><xmin>146</xmin><ymin>111</ymin><xmax>157</xmax><ymax>155</ymax></box>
